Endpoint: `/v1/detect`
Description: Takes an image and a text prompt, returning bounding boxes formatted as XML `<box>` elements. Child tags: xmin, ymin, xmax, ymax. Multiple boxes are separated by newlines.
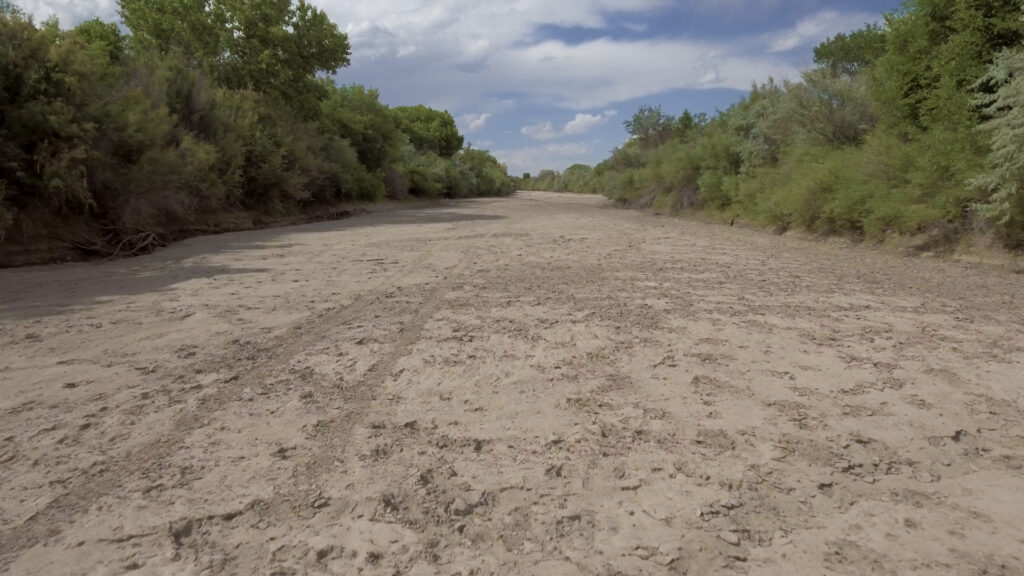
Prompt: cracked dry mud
<box><xmin>1</xmin><ymin>191</ymin><xmax>1023</xmax><ymax>575</ymax></box>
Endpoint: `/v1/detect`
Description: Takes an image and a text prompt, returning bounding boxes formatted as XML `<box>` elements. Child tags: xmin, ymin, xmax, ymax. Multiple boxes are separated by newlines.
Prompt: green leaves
<box><xmin>0</xmin><ymin>5</ymin><xmax>510</xmax><ymax>248</ymax></box>
<box><xmin>390</xmin><ymin>105</ymin><xmax>465</xmax><ymax>158</ymax></box>
<box><xmin>320</xmin><ymin>84</ymin><xmax>402</xmax><ymax>172</ymax></box>
<box><xmin>623</xmin><ymin>105</ymin><xmax>675</xmax><ymax>148</ymax></box>
<box><xmin>120</xmin><ymin>0</ymin><xmax>350</xmax><ymax>112</ymax></box>
<box><xmin>871</xmin><ymin>0</ymin><xmax>1024</xmax><ymax>132</ymax></box>
<box><xmin>533</xmin><ymin>0</ymin><xmax>1024</xmax><ymax>246</ymax></box>
<box><xmin>814</xmin><ymin>24</ymin><xmax>888</xmax><ymax>76</ymax></box>
<box><xmin>972</xmin><ymin>47</ymin><xmax>1024</xmax><ymax>245</ymax></box>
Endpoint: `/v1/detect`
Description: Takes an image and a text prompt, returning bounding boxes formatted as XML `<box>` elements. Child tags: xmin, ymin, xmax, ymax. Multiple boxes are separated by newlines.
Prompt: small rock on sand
<box><xmin>451</xmin><ymin>497</ymin><xmax>474</xmax><ymax>517</ymax></box>
<box><xmin>719</xmin><ymin>531</ymin><xmax>741</xmax><ymax>546</ymax></box>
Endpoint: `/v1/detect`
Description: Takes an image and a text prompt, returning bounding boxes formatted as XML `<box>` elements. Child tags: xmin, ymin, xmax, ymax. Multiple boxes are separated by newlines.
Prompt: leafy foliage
<box><xmin>0</xmin><ymin>3</ymin><xmax>513</xmax><ymax>249</ymax></box>
<box><xmin>536</xmin><ymin>0</ymin><xmax>1024</xmax><ymax>247</ymax></box>
<box><xmin>814</xmin><ymin>24</ymin><xmax>888</xmax><ymax>76</ymax></box>
<box><xmin>119</xmin><ymin>0</ymin><xmax>351</xmax><ymax>115</ymax></box>
<box><xmin>623</xmin><ymin>105</ymin><xmax>676</xmax><ymax>148</ymax></box>
<box><xmin>390</xmin><ymin>105</ymin><xmax>464</xmax><ymax>157</ymax></box>
<box><xmin>972</xmin><ymin>46</ymin><xmax>1024</xmax><ymax>246</ymax></box>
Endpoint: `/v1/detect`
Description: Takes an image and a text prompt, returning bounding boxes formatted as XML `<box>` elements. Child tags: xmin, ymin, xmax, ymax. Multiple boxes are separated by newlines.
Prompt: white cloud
<box><xmin>460</xmin><ymin>112</ymin><xmax>493</xmax><ymax>133</ymax></box>
<box><xmin>18</xmin><ymin>1</ymin><xmax>868</xmax><ymax>113</ymax></box>
<box><xmin>564</xmin><ymin>109</ymin><xmax>618</xmax><ymax>135</ymax></box>
<box><xmin>521</xmin><ymin>121</ymin><xmax>559</xmax><ymax>141</ymax></box>
<box><xmin>767</xmin><ymin>9</ymin><xmax>878</xmax><ymax>53</ymax></box>
<box><xmin>337</xmin><ymin>0</ymin><xmax>671</xmax><ymax>65</ymax></box>
<box><xmin>329</xmin><ymin>1</ymin><xmax>872</xmax><ymax>110</ymax></box>
<box><xmin>343</xmin><ymin>31</ymin><xmax>801</xmax><ymax>112</ymax></box>
<box><xmin>494</xmin><ymin>142</ymin><xmax>593</xmax><ymax>175</ymax></box>
<box><xmin>523</xmin><ymin>109</ymin><xmax>617</xmax><ymax>141</ymax></box>
<box><xmin>19</xmin><ymin>0</ymin><xmax>118</xmax><ymax>24</ymax></box>
<box><xmin>333</xmin><ymin>0</ymin><xmax>793</xmax><ymax>111</ymax></box>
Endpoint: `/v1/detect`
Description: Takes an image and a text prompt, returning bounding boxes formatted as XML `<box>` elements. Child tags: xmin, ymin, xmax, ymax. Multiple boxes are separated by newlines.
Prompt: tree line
<box><xmin>0</xmin><ymin>0</ymin><xmax>514</xmax><ymax>256</ymax></box>
<box><xmin>527</xmin><ymin>0</ymin><xmax>1024</xmax><ymax>248</ymax></box>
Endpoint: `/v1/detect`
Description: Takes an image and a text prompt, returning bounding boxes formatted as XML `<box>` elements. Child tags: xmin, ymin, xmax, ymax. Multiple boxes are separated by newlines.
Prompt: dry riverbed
<box><xmin>1</xmin><ymin>191</ymin><xmax>1022</xmax><ymax>575</ymax></box>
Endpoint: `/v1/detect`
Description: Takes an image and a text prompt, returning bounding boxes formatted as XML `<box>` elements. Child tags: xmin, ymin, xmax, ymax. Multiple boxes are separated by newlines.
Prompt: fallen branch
<box><xmin>59</xmin><ymin>228</ymin><xmax>166</xmax><ymax>260</ymax></box>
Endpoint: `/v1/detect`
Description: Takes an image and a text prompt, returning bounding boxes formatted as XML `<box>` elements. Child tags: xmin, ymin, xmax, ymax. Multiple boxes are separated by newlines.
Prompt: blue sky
<box><xmin>21</xmin><ymin>0</ymin><xmax>900</xmax><ymax>175</ymax></box>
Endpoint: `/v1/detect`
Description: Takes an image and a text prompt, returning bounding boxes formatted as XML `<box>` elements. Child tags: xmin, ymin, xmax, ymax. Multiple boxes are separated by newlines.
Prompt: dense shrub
<box><xmin>0</xmin><ymin>3</ymin><xmax>513</xmax><ymax>248</ymax></box>
<box><xmin>534</xmin><ymin>0</ymin><xmax>1024</xmax><ymax>247</ymax></box>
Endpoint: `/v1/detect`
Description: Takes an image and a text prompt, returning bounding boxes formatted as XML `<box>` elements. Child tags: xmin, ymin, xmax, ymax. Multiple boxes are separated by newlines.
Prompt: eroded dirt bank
<box><xmin>1</xmin><ymin>191</ymin><xmax>1022</xmax><ymax>575</ymax></box>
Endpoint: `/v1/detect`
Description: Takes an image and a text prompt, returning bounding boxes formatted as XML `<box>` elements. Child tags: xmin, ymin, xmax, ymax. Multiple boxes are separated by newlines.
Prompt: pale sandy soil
<box><xmin>1</xmin><ymin>191</ymin><xmax>1023</xmax><ymax>576</ymax></box>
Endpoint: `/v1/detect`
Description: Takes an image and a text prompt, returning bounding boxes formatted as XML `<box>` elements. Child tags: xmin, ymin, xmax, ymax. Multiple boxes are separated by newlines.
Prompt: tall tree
<box><xmin>871</xmin><ymin>0</ymin><xmax>1024</xmax><ymax>131</ymax></box>
<box><xmin>320</xmin><ymin>84</ymin><xmax>403</xmax><ymax>172</ymax></box>
<box><xmin>120</xmin><ymin>0</ymin><xmax>350</xmax><ymax>114</ymax></box>
<box><xmin>624</xmin><ymin>105</ymin><xmax>675</xmax><ymax>147</ymax></box>
<box><xmin>391</xmin><ymin>105</ymin><xmax>464</xmax><ymax>157</ymax></box>
<box><xmin>972</xmin><ymin>46</ymin><xmax>1024</xmax><ymax>245</ymax></box>
<box><xmin>814</xmin><ymin>23</ymin><xmax>888</xmax><ymax>76</ymax></box>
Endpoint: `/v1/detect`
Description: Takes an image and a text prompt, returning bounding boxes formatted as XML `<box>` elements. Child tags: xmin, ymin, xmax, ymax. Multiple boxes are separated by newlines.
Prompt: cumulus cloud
<box><xmin>328</xmin><ymin>0</ymin><xmax>809</xmax><ymax>110</ymax></box>
<box><xmin>523</xmin><ymin>110</ymin><xmax>618</xmax><ymax>141</ymax></box>
<box><xmin>18</xmin><ymin>0</ymin><xmax>118</xmax><ymax>24</ymax></box>
<box><xmin>336</xmin><ymin>0</ymin><xmax>670</xmax><ymax>64</ymax></box>
<box><xmin>767</xmin><ymin>9</ymin><xmax>878</xmax><ymax>53</ymax></box>
<box><xmin>460</xmin><ymin>113</ymin><xmax>493</xmax><ymax>133</ymax></box>
<box><xmin>18</xmin><ymin>1</ymin><xmax>873</xmax><ymax>112</ymax></box>
<box><xmin>521</xmin><ymin>121</ymin><xmax>559</xmax><ymax>141</ymax></box>
<box><xmin>564</xmin><ymin>110</ymin><xmax>618</xmax><ymax>135</ymax></box>
<box><xmin>494</xmin><ymin>142</ymin><xmax>593</xmax><ymax>175</ymax></box>
<box><xmin>341</xmin><ymin>32</ymin><xmax>801</xmax><ymax>111</ymax></box>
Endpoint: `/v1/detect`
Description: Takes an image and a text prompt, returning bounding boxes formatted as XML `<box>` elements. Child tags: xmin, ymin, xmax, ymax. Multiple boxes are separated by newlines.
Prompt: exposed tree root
<box><xmin>61</xmin><ymin>229</ymin><xmax>167</xmax><ymax>260</ymax></box>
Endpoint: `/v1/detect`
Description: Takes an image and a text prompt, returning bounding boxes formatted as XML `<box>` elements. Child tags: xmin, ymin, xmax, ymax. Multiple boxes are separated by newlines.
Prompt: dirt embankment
<box><xmin>1</xmin><ymin>191</ymin><xmax>1022</xmax><ymax>575</ymax></box>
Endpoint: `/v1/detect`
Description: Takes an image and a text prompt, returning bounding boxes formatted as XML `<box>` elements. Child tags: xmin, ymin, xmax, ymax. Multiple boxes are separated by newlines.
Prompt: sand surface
<box><xmin>1</xmin><ymin>191</ymin><xmax>1023</xmax><ymax>575</ymax></box>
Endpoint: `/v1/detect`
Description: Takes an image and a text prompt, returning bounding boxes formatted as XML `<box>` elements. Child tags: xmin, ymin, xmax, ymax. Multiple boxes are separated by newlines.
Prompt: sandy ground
<box><xmin>1</xmin><ymin>191</ymin><xmax>1023</xmax><ymax>576</ymax></box>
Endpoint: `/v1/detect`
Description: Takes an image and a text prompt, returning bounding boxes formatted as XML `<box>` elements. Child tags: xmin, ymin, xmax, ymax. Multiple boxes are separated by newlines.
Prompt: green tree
<box><xmin>390</xmin><ymin>105</ymin><xmax>464</xmax><ymax>157</ymax></box>
<box><xmin>872</xmin><ymin>0</ymin><xmax>1024</xmax><ymax>132</ymax></box>
<box><xmin>320</xmin><ymin>84</ymin><xmax>402</xmax><ymax>172</ymax></box>
<box><xmin>120</xmin><ymin>0</ymin><xmax>350</xmax><ymax>114</ymax></box>
<box><xmin>672</xmin><ymin>110</ymin><xmax>708</xmax><ymax>142</ymax></box>
<box><xmin>72</xmin><ymin>19</ymin><xmax>127</xmax><ymax>63</ymax></box>
<box><xmin>624</xmin><ymin>105</ymin><xmax>675</xmax><ymax>147</ymax></box>
<box><xmin>725</xmin><ymin>79</ymin><xmax>791</xmax><ymax>172</ymax></box>
<box><xmin>456</xmin><ymin>148</ymin><xmax>513</xmax><ymax>197</ymax></box>
<box><xmin>972</xmin><ymin>46</ymin><xmax>1024</xmax><ymax>245</ymax></box>
<box><xmin>785</xmin><ymin>69</ymin><xmax>875</xmax><ymax>146</ymax></box>
<box><xmin>558</xmin><ymin>164</ymin><xmax>594</xmax><ymax>193</ymax></box>
<box><xmin>814</xmin><ymin>24</ymin><xmax>888</xmax><ymax>76</ymax></box>
<box><xmin>0</xmin><ymin>11</ymin><xmax>106</xmax><ymax>231</ymax></box>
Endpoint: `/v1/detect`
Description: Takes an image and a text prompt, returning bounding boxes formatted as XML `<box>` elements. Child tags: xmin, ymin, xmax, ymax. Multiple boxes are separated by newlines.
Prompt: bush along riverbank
<box><xmin>527</xmin><ymin>0</ymin><xmax>1024</xmax><ymax>251</ymax></box>
<box><xmin>0</xmin><ymin>1</ymin><xmax>514</xmax><ymax>265</ymax></box>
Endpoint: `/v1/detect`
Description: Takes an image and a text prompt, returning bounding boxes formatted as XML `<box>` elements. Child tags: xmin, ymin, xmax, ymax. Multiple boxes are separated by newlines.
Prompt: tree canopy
<box><xmin>390</xmin><ymin>105</ymin><xmax>464</xmax><ymax>157</ymax></box>
<box><xmin>623</xmin><ymin>105</ymin><xmax>675</xmax><ymax>148</ymax></box>
<box><xmin>814</xmin><ymin>24</ymin><xmax>888</xmax><ymax>76</ymax></box>
<box><xmin>120</xmin><ymin>0</ymin><xmax>351</xmax><ymax>112</ymax></box>
<box><xmin>0</xmin><ymin>2</ymin><xmax>513</xmax><ymax>251</ymax></box>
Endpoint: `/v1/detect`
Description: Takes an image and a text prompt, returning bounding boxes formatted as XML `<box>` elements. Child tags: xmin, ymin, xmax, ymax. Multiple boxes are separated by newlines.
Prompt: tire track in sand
<box><xmin>0</xmin><ymin>230</ymin><xmax>486</xmax><ymax>568</ymax></box>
